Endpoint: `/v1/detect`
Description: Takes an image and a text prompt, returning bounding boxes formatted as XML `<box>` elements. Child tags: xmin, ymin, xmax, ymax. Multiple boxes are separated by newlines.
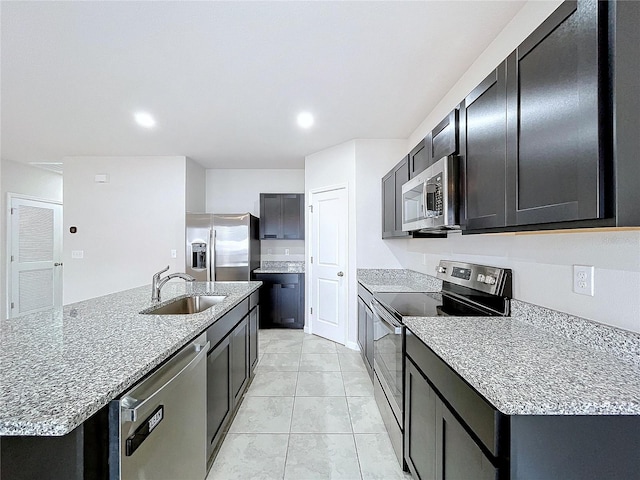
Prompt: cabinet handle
<box><xmin>263</xmin><ymin>234</ymin><xmax>277</xmax><ymax>239</ymax></box>
<box><xmin>281</xmin><ymin>284</ymin><xmax>296</xmax><ymax>289</ymax></box>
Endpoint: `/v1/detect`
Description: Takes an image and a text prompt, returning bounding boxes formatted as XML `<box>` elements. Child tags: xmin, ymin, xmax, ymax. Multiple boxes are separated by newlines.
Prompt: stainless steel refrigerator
<box><xmin>186</xmin><ymin>213</ymin><xmax>260</xmax><ymax>281</ymax></box>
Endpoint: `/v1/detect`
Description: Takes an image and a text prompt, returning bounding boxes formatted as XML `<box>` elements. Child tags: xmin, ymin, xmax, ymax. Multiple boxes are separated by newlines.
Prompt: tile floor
<box><xmin>207</xmin><ymin>328</ymin><xmax>412</xmax><ymax>480</ymax></box>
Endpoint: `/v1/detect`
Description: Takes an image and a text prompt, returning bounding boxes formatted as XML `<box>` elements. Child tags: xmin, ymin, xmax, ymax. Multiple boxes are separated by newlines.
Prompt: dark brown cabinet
<box><xmin>254</xmin><ymin>273</ymin><xmax>305</xmax><ymax>329</ymax></box>
<box><xmin>460</xmin><ymin>63</ymin><xmax>508</xmax><ymax>230</ymax></box>
<box><xmin>405</xmin><ymin>357</ymin><xmax>498</xmax><ymax>480</ymax></box>
<box><xmin>356</xmin><ymin>284</ymin><xmax>374</xmax><ymax>379</ymax></box>
<box><xmin>259</xmin><ymin>193</ymin><xmax>305</xmax><ymax>240</ymax></box>
<box><xmin>505</xmin><ymin>0</ymin><xmax>606</xmax><ymax>227</ymax></box>
<box><xmin>382</xmin><ymin>156</ymin><xmax>410</xmax><ymax>239</ymax></box>
<box><xmin>429</xmin><ymin>109</ymin><xmax>459</xmax><ymax>163</ymax></box>
<box><xmin>248</xmin><ymin>306</ymin><xmax>259</xmax><ymax>371</ymax></box>
<box><xmin>206</xmin><ymin>336</ymin><xmax>231</xmax><ymax>460</ymax></box>
<box><xmin>408</xmin><ymin>139</ymin><xmax>430</xmax><ymax>179</ymax></box>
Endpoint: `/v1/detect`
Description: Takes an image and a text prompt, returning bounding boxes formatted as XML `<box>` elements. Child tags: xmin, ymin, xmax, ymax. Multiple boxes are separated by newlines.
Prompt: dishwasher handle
<box><xmin>122</xmin><ymin>341</ymin><xmax>209</xmax><ymax>422</ymax></box>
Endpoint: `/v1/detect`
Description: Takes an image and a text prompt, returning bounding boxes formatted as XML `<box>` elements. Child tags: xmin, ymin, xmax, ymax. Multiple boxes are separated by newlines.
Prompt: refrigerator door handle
<box><xmin>209</xmin><ymin>228</ymin><xmax>216</xmax><ymax>282</ymax></box>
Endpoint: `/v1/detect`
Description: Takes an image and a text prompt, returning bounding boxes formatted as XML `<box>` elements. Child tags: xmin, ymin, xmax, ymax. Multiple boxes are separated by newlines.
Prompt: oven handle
<box><xmin>370</xmin><ymin>300</ymin><xmax>403</xmax><ymax>333</ymax></box>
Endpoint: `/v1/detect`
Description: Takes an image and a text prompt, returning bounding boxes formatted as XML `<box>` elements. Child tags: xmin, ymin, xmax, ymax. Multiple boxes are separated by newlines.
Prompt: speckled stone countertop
<box><xmin>404</xmin><ymin>316</ymin><xmax>640</xmax><ymax>415</ymax></box>
<box><xmin>357</xmin><ymin>268</ymin><xmax>640</xmax><ymax>416</ymax></box>
<box><xmin>357</xmin><ymin>268</ymin><xmax>442</xmax><ymax>293</ymax></box>
<box><xmin>0</xmin><ymin>281</ymin><xmax>260</xmax><ymax>436</ymax></box>
<box><xmin>254</xmin><ymin>261</ymin><xmax>305</xmax><ymax>274</ymax></box>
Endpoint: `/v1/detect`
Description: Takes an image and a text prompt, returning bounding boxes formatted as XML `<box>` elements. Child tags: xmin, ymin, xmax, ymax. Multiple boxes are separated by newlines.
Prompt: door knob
<box><xmin>54</xmin><ymin>262</ymin><xmax>63</xmax><ymax>267</ymax></box>
<box><xmin>337</xmin><ymin>271</ymin><xmax>344</xmax><ymax>277</ymax></box>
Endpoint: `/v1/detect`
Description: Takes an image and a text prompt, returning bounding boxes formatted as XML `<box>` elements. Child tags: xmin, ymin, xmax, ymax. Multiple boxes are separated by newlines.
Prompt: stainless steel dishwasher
<box><xmin>109</xmin><ymin>333</ymin><xmax>209</xmax><ymax>480</ymax></box>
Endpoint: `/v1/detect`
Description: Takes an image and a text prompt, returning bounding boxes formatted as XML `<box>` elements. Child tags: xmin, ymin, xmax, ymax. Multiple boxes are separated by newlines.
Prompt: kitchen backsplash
<box><xmin>260</xmin><ymin>239</ymin><xmax>305</xmax><ymax>262</ymax></box>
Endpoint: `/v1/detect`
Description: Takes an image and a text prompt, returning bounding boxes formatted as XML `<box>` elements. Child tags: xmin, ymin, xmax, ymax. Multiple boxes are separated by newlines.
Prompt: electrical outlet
<box><xmin>71</xmin><ymin>250</ymin><xmax>84</xmax><ymax>259</ymax></box>
<box><xmin>573</xmin><ymin>265</ymin><xmax>594</xmax><ymax>296</ymax></box>
<box><xmin>285</xmin><ymin>248</ymin><xmax>290</xmax><ymax>256</ymax></box>
<box><xmin>171</xmin><ymin>249</ymin><xmax>177</xmax><ymax>258</ymax></box>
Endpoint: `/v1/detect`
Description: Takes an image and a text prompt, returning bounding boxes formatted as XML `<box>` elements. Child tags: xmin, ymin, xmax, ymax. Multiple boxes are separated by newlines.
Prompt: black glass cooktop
<box><xmin>373</xmin><ymin>291</ymin><xmax>498</xmax><ymax>320</ymax></box>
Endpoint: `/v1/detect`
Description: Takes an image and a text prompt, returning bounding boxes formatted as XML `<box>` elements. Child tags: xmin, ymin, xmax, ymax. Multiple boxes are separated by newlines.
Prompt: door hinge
<box><xmin>10</xmin><ymin>302</ymin><xmax>15</xmax><ymax>309</ymax></box>
<box><xmin>10</xmin><ymin>255</ymin><xmax>14</xmax><ymax>262</ymax></box>
<box><xmin>309</xmin><ymin>205</ymin><xmax>313</xmax><ymax>213</ymax></box>
<box><xmin>310</xmin><ymin>307</ymin><xmax>313</xmax><ymax>315</ymax></box>
<box><xmin>10</xmin><ymin>208</ymin><xmax>15</xmax><ymax>215</ymax></box>
<box><xmin>310</xmin><ymin>256</ymin><xmax>313</xmax><ymax>264</ymax></box>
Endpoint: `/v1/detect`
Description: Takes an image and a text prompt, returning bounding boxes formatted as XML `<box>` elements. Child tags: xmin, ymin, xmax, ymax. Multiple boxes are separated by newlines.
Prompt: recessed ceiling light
<box><xmin>297</xmin><ymin>112</ymin><xmax>314</xmax><ymax>129</ymax></box>
<box><xmin>134</xmin><ymin>112</ymin><xmax>156</xmax><ymax>128</ymax></box>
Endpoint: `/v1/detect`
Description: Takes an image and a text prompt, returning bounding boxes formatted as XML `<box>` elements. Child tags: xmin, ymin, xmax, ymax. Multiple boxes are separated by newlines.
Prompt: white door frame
<box><xmin>6</xmin><ymin>193</ymin><xmax>63</xmax><ymax>317</ymax></box>
<box><xmin>306</xmin><ymin>183</ymin><xmax>349</xmax><ymax>345</ymax></box>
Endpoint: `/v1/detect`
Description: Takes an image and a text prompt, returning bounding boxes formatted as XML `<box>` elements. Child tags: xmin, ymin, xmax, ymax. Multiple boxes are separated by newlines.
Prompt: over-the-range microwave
<box><xmin>401</xmin><ymin>155</ymin><xmax>460</xmax><ymax>233</ymax></box>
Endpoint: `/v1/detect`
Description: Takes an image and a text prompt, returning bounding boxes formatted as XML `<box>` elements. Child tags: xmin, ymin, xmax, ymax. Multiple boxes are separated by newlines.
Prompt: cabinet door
<box><xmin>248</xmin><ymin>307</ymin><xmax>259</xmax><ymax>372</ymax></box>
<box><xmin>207</xmin><ymin>337</ymin><xmax>232</xmax><ymax>460</ymax></box>
<box><xmin>277</xmin><ymin>282</ymin><xmax>301</xmax><ymax>327</ymax></box>
<box><xmin>460</xmin><ymin>63</ymin><xmax>508</xmax><ymax>230</ymax></box>
<box><xmin>282</xmin><ymin>194</ymin><xmax>304</xmax><ymax>239</ymax></box>
<box><xmin>437</xmin><ymin>400</ymin><xmax>498</xmax><ymax>480</ymax></box>
<box><xmin>382</xmin><ymin>170</ymin><xmax>396</xmax><ymax>238</ymax></box>
<box><xmin>506</xmin><ymin>0</ymin><xmax>605</xmax><ymax>226</ymax></box>
<box><xmin>430</xmin><ymin>109</ymin><xmax>459</xmax><ymax>161</ymax></box>
<box><xmin>393</xmin><ymin>157</ymin><xmax>409</xmax><ymax>236</ymax></box>
<box><xmin>357</xmin><ymin>298</ymin><xmax>367</xmax><ymax>355</ymax></box>
<box><xmin>409</xmin><ymin>139</ymin><xmax>430</xmax><ymax>178</ymax></box>
<box><xmin>230</xmin><ymin>318</ymin><xmax>249</xmax><ymax>406</ymax></box>
<box><xmin>405</xmin><ymin>358</ymin><xmax>437</xmax><ymax>480</ymax></box>
<box><xmin>260</xmin><ymin>194</ymin><xmax>282</xmax><ymax>239</ymax></box>
<box><xmin>364</xmin><ymin>304</ymin><xmax>374</xmax><ymax>373</ymax></box>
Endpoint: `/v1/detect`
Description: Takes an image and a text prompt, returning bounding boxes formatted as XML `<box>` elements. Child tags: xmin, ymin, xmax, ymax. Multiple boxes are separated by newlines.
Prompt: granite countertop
<box><xmin>254</xmin><ymin>261</ymin><xmax>305</xmax><ymax>274</ymax></box>
<box><xmin>357</xmin><ymin>268</ymin><xmax>640</xmax><ymax>416</ymax></box>
<box><xmin>0</xmin><ymin>281</ymin><xmax>261</xmax><ymax>436</ymax></box>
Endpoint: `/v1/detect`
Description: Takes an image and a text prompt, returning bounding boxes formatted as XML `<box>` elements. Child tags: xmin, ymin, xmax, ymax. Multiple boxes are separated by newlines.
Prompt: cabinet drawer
<box><xmin>254</xmin><ymin>273</ymin><xmax>301</xmax><ymax>284</ymax></box>
<box><xmin>249</xmin><ymin>290</ymin><xmax>259</xmax><ymax>310</ymax></box>
<box><xmin>405</xmin><ymin>330</ymin><xmax>507</xmax><ymax>458</ymax></box>
<box><xmin>357</xmin><ymin>282</ymin><xmax>373</xmax><ymax>305</ymax></box>
<box><xmin>206</xmin><ymin>299</ymin><xmax>249</xmax><ymax>348</ymax></box>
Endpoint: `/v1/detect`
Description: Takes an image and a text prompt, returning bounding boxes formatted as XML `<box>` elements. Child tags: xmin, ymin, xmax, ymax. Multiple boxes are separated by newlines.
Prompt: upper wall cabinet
<box><xmin>408</xmin><ymin>140</ymin><xmax>430</xmax><ymax>179</ymax></box>
<box><xmin>259</xmin><ymin>193</ymin><xmax>305</xmax><ymax>240</ymax></box>
<box><xmin>505</xmin><ymin>0</ymin><xmax>606</xmax><ymax>227</ymax></box>
<box><xmin>460</xmin><ymin>63</ymin><xmax>508</xmax><ymax>230</ymax></box>
<box><xmin>429</xmin><ymin>109</ymin><xmax>459</xmax><ymax>163</ymax></box>
<box><xmin>382</xmin><ymin>156</ymin><xmax>410</xmax><ymax>239</ymax></box>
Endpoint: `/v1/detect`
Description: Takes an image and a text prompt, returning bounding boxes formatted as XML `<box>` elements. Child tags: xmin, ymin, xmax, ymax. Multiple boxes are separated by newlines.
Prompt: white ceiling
<box><xmin>1</xmin><ymin>1</ymin><xmax>525</xmax><ymax>169</ymax></box>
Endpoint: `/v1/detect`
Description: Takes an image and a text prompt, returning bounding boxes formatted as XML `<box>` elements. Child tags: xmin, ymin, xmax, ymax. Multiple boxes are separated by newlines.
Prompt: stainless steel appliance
<box><xmin>186</xmin><ymin>213</ymin><xmax>260</xmax><ymax>281</ymax></box>
<box><xmin>370</xmin><ymin>260</ymin><xmax>512</xmax><ymax>467</ymax></box>
<box><xmin>401</xmin><ymin>156</ymin><xmax>459</xmax><ymax>232</ymax></box>
<box><xmin>109</xmin><ymin>334</ymin><xmax>209</xmax><ymax>480</ymax></box>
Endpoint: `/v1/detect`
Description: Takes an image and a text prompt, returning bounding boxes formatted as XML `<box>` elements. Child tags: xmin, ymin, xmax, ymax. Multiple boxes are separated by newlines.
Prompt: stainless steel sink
<box><xmin>143</xmin><ymin>295</ymin><xmax>226</xmax><ymax>315</ymax></box>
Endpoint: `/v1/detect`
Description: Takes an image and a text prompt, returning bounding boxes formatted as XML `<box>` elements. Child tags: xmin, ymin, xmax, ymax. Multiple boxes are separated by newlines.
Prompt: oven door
<box><xmin>370</xmin><ymin>301</ymin><xmax>404</xmax><ymax>424</ymax></box>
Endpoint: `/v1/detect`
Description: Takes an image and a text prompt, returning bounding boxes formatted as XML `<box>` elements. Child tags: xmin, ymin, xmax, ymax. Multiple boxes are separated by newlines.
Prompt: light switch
<box><xmin>71</xmin><ymin>250</ymin><xmax>84</xmax><ymax>259</ymax></box>
<box><xmin>171</xmin><ymin>249</ymin><xmax>177</xmax><ymax>258</ymax></box>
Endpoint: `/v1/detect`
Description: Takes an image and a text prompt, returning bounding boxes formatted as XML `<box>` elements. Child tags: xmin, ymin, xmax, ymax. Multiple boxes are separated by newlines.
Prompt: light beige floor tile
<box><xmin>291</xmin><ymin>396</ymin><xmax>352</xmax><ymax>433</ymax></box>
<box><xmin>284</xmin><ymin>434</ymin><xmax>361</xmax><ymax>480</ymax></box>
<box><xmin>246</xmin><ymin>371</ymin><xmax>298</xmax><ymax>396</ymax></box>
<box><xmin>296</xmin><ymin>371</ymin><xmax>345</xmax><ymax>396</ymax></box>
<box><xmin>263</xmin><ymin>338</ymin><xmax>303</xmax><ymax>353</ymax></box>
<box><xmin>342</xmin><ymin>370</ymin><xmax>374</xmax><ymax>396</ymax></box>
<box><xmin>299</xmin><ymin>353</ymin><xmax>341</xmax><ymax>371</ymax></box>
<box><xmin>208</xmin><ymin>433</ymin><xmax>288</xmax><ymax>480</ymax></box>
<box><xmin>229</xmin><ymin>396</ymin><xmax>294</xmax><ymax>433</ymax></box>
<box><xmin>302</xmin><ymin>336</ymin><xmax>338</xmax><ymax>353</ymax></box>
<box><xmin>257</xmin><ymin>352</ymin><xmax>301</xmax><ymax>372</ymax></box>
<box><xmin>355</xmin><ymin>434</ymin><xmax>412</xmax><ymax>480</ymax></box>
<box><xmin>347</xmin><ymin>396</ymin><xmax>387</xmax><ymax>433</ymax></box>
<box><xmin>338</xmin><ymin>352</ymin><xmax>367</xmax><ymax>372</ymax></box>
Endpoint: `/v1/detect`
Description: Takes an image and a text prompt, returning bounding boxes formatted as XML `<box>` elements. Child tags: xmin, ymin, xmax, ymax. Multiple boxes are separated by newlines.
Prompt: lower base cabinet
<box><xmin>357</xmin><ymin>283</ymin><xmax>374</xmax><ymax>379</ymax></box>
<box><xmin>405</xmin><ymin>330</ymin><xmax>640</xmax><ymax>480</ymax></box>
<box><xmin>254</xmin><ymin>273</ymin><xmax>305</xmax><ymax>329</ymax></box>
<box><xmin>206</xmin><ymin>336</ymin><xmax>232</xmax><ymax>461</ymax></box>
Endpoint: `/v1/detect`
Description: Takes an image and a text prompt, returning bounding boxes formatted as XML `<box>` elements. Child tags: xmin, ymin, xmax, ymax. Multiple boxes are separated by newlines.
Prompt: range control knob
<box><xmin>484</xmin><ymin>275</ymin><xmax>497</xmax><ymax>285</ymax></box>
<box><xmin>477</xmin><ymin>274</ymin><xmax>486</xmax><ymax>282</ymax></box>
<box><xmin>436</xmin><ymin>266</ymin><xmax>446</xmax><ymax>274</ymax></box>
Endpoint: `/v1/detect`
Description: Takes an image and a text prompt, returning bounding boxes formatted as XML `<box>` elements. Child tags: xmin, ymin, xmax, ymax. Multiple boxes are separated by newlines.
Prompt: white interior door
<box><xmin>8</xmin><ymin>197</ymin><xmax>63</xmax><ymax>317</ymax></box>
<box><xmin>310</xmin><ymin>187</ymin><xmax>348</xmax><ymax>344</ymax></box>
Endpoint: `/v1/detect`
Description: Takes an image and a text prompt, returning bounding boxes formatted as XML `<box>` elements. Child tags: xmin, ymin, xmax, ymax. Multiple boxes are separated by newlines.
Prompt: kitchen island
<box><xmin>0</xmin><ymin>281</ymin><xmax>261</xmax><ymax>479</ymax></box>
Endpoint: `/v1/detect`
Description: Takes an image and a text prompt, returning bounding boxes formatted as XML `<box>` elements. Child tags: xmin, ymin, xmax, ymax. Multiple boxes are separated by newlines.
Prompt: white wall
<box><xmin>206</xmin><ymin>168</ymin><xmax>306</xmax><ymax>262</ymax></box>
<box><xmin>388</xmin><ymin>0</ymin><xmax>640</xmax><ymax>333</ymax></box>
<box><xmin>1</xmin><ymin>159</ymin><xmax>63</xmax><ymax>319</ymax></box>
<box><xmin>206</xmin><ymin>168</ymin><xmax>305</xmax><ymax>216</ymax></box>
<box><xmin>63</xmin><ymin>156</ymin><xmax>187</xmax><ymax>304</ymax></box>
<box><xmin>186</xmin><ymin>158</ymin><xmax>206</xmax><ymax>213</ymax></box>
<box><xmin>354</xmin><ymin>140</ymin><xmax>406</xmax><ymax>269</ymax></box>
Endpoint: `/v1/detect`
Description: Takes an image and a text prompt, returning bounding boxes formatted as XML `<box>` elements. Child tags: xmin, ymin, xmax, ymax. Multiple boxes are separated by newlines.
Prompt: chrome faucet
<box><xmin>152</xmin><ymin>265</ymin><xmax>196</xmax><ymax>302</ymax></box>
